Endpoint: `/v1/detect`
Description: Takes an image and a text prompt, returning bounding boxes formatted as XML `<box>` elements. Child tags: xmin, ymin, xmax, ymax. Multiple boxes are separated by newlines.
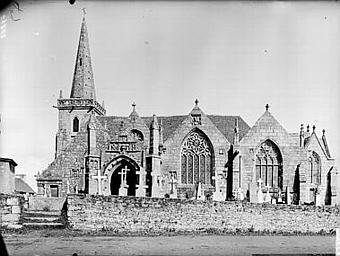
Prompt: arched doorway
<box><xmin>105</xmin><ymin>156</ymin><xmax>140</xmax><ymax>196</ymax></box>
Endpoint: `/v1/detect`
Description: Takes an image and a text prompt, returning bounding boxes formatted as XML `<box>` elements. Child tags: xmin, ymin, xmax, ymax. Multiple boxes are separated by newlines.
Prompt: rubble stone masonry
<box><xmin>67</xmin><ymin>194</ymin><xmax>339</xmax><ymax>234</ymax></box>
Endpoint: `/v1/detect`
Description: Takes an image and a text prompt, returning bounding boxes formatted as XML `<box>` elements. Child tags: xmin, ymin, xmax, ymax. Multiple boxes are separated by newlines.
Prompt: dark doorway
<box><xmin>110</xmin><ymin>160</ymin><xmax>138</xmax><ymax>196</ymax></box>
<box><xmin>50</xmin><ymin>185</ymin><xmax>59</xmax><ymax>197</ymax></box>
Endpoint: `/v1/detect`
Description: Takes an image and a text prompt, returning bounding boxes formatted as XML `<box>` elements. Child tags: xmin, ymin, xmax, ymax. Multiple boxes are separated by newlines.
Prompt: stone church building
<box><xmin>37</xmin><ymin>16</ymin><xmax>337</xmax><ymax>205</ymax></box>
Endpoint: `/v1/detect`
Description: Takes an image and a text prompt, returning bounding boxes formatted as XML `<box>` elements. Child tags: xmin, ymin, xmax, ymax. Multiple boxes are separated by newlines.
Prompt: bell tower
<box><xmin>54</xmin><ymin>12</ymin><xmax>106</xmax><ymax>158</ymax></box>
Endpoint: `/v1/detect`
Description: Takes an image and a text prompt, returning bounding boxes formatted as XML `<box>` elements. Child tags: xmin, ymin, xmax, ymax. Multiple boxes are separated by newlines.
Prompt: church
<box><xmin>36</xmin><ymin>15</ymin><xmax>338</xmax><ymax>205</ymax></box>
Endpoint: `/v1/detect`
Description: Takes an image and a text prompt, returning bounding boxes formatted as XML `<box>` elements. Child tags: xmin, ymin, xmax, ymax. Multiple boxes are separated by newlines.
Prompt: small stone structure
<box><xmin>67</xmin><ymin>194</ymin><xmax>339</xmax><ymax>234</ymax></box>
<box><xmin>0</xmin><ymin>158</ymin><xmax>17</xmax><ymax>194</ymax></box>
<box><xmin>0</xmin><ymin>194</ymin><xmax>24</xmax><ymax>228</ymax></box>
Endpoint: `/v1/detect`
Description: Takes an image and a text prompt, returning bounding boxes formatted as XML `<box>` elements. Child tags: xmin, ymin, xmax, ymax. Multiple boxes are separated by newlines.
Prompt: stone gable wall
<box><xmin>162</xmin><ymin>112</ymin><xmax>230</xmax><ymax>198</ymax></box>
<box><xmin>238</xmin><ymin>111</ymin><xmax>305</xmax><ymax>195</ymax></box>
<box><xmin>67</xmin><ymin>194</ymin><xmax>339</xmax><ymax>234</ymax></box>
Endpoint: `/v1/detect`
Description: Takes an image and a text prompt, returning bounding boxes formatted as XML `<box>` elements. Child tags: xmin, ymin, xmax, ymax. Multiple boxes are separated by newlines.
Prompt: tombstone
<box><xmin>271</xmin><ymin>198</ymin><xmax>277</xmax><ymax>204</ymax></box>
<box><xmin>315</xmin><ymin>188</ymin><xmax>322</xmax><ymax>206</ymax></box>
<box><xmin>249</xmin><ymin>182</ymin><xmax>258</xmax><ymax>203</ymax></box>
<box><xmin>258</xmin><ymin>188</ymin><xmax>264</xmax><ymax>204</ymax></box>
<box><xmin>286</xmin><ymin>185</ymin><xmax>291</xmax><ymax>205</ymax></box>
<box><xmin>277</xmin><ymin>189</ymin><xmax>283</xmax><ymax>204</ymax></box>
<box><xmin>237</xmin><ymin>187</ymin><xmax>245</xmax><ymax>201</ymax></box>
<box><xmin>257</xmin><ymin>178</ymin><xmax>264</xmax><ymax>204</ymax></box>
<box><xmin>213</xmin><ymin>175</ymin><xmax>224</xmax><ymax>201</ymax></box>
<box><xmin>169</xmin><ymin>171</ymin><xmax>178</xmax><ymax>199</ymax></box>
<box><xmin>264</xmin><ymin>186</ymin><xmax>271</xmax><ymax>203</ymax></box>
<box><xmin>118</xmin><ymin>166</ymin><xmax>129</xmax><ymax>196</ymax></box>
<box><xmin>197</xmin><ymin>182</ymin><xmax>205</xmax><ymax>201</ymax></box>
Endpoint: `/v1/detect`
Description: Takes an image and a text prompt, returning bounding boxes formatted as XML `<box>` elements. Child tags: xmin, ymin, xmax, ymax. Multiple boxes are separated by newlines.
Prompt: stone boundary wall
<box><xmin>28</xmin><ymin>196</ymin><xmax>66</xmax><ymax>211</ymax></box>
<box><xmin>67</xmin><ymin>194</ymin><xmax>340</xmax><ymax>234</ymax></box>
<box><xmin>0</xmin><ymin>194</ymin><xmax>24</xmax><ymax>229</ymax></box>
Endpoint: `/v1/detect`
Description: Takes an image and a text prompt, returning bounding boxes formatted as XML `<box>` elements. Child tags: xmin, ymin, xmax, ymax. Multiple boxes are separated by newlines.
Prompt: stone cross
<box><xmin>257</xmin><ymin>178</ymin><xmax>264</xmax><ymax>188</ymax></box>
<box><xmin>92</xmin><ymin>169</ymin><xmax>108</xmax><ymax>195</ymax></box>
<box><xmin>119</xmin><ymin>166</ymin><xmax>130</xmax><ymax>186</ymax></box>
<box><xmin>169</xmin><ymin>172</ymin><xmax>177</xmax><ymax>194</ymax></box>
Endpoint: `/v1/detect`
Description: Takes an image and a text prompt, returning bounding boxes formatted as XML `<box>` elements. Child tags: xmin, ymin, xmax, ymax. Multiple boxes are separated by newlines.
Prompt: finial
<box><xmin>195</xmin><ymin>99</ymin><xmax>199</xmax><ymax>107</ymax></box>
<box><xmin>82</xmin><ymin>7</ymin><xmax>87</xmax><ymax>16</ymax></box>
<box><xmin>322</xmin><ymin>129</ymin><xmax>325</xmax><ymax>136</ymax></box>
<box><xmin>132</xmin><ymin>102</ymin><xmax>136</xmax><ymax>111</ymax></box>
<box><xmin>300</xmin><ymin>124</ymin><xmax>304</xmax><ymax>131</ymax></box>
<box><xmin>265</xmin><ymin>104</ymin><xmax>269</xmax><ymax>111</ymax></box>
<box><xmin>59</xmin><ymin>89</ymin><xmax>63</xmax><ymax>99</ymax></box>
<box><xmin>102</xmin><ymin>100</ymin><xmax>105</xmax><ymax>108</ymax></box>
<box><xmin>307</xmin><ymin>125</ymin><xmax>310</xmax><ymax>132</ymax></box>
<box><xmin>312</xmin><ymin>125</ymin><xmax>316</xmax><ymax>133</ymax></box>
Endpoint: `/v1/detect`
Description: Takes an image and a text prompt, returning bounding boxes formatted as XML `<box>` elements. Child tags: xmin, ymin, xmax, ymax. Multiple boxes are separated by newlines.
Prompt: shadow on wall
<box><xmin>0</xmin><ymin>233</ymin><xmax>8</xmax><ymax>256</ymax></box>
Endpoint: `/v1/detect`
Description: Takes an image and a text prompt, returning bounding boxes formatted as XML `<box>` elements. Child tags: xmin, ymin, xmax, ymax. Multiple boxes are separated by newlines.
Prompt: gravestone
<box><xmin>249</xmin><ymin>182</ymin><xmax>258</xmax><ymax>203</ymax></box>
<box><xmin>257</xmin><ymin>178</ymin><xmax>264</xmax><ymax>204</ymax></box>
<box><xmin>286</xmin><ymin>185</ymin><xmax>291</xmax><ymax>205</ymax></box>
<box><xmin>197</xmin><ymin>182</ymin><xmax>205</xmax><ymax>201</ymax></box>
<box><xmin>237</xmin><ymin>187</ymin><xmax>245</xmax><ymax>201</ymax></box>
<box><xmin>213</xmin><ymin>175</ymin><xmax>224</xmax><ymax>201</ymax></box>
<box><xmin>264</xmin><ymin>186</ymin><xmax>271</xmax><ymax>203</ymax></box>
<box><xmin>118</xmin><ymin>166</ymin><xmax>129</xmax><ymax>196</ymax></box>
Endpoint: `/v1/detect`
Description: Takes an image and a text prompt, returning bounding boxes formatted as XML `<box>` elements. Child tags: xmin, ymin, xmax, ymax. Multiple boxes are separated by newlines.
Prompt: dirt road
<box><xmin>3</xmin><ymin>234</ymin><xmax>335</xmax><ymax>256</ymax></box>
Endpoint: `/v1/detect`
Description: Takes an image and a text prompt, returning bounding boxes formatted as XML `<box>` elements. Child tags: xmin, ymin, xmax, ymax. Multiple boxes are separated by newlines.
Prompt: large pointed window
<box><xmin>309</xmin><ymin>151</ymin><xmax>321</xmax><ymax>185</ymax></box>
<box><xmin>255</xmin><ymin>140</ymin><xmax>283</xmax><ymax>189</ymax></box>
<box><xmin>73</xmin><ymin>117</ymin><xmax>79</xmax><ymax>132</ymax></box>
<box><xmin>181</xmin><ymin>130</ymin><xmax>213</xmax><ymax>185</ymax></box>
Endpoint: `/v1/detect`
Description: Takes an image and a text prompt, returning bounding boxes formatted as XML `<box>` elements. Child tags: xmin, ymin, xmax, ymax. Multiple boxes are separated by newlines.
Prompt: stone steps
<box><xmin>21</xmin><ymin>210</ymin><xmax>65</xmax><ymax>229</ymax></box>
<box><xmin>22</xmin><ymin>222</ymin><xmax>64</xmax><ymax>229</ymax></box>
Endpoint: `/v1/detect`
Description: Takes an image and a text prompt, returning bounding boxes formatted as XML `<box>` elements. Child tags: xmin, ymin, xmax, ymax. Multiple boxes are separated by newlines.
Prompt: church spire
<box><xmin>70</xmin><ymin>13</ymin><xmax>96</xmax><ymax>99</ymax></box>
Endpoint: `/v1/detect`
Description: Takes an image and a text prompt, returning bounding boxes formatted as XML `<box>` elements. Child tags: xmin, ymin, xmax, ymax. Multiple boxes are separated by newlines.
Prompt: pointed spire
<box><xmin>59</xmin><ymin>89</ymin><xmax>63</xmax><ymax>99</ymax></box>
<box><xmin>312</xmin><ymin>125</ymin><xmax>316</xmax><ymax>133</ymax></box>
<box><xmin>151</xmin><ymin>114</ymin><xmax>159</xmax><ymax>129</ymax></box>
<box><xmin>322</xmin><ymin>129</ymin><xmax>331</xmax><ymax>158</ymax></box>
<box><xmin>233</xmin><ymin>118</ymin><xmax>239</xmax><ymax>145</ymax></box>
<box><xmin>129</xmin><ymin>102</ymin><xmax>139</xmax><ymax>122</ymax></box>
<box><xmin>102</xmin><ymin>100</ymin><xmax>105</xmax><ymax>109</ymax></box>
<box><xmin>299</xmin><ymin>124</ymin><xmax>304</xmax><ymax>148</ymax></box>
<box><xmin>159</xmin><ymin>119</ymin><xmax>164</xmax><ymax>146</ymax></box>
<box><xmin>70</xmin><ymin>13</ymin><xmax>96</xmax><ymax>99</ymax></box>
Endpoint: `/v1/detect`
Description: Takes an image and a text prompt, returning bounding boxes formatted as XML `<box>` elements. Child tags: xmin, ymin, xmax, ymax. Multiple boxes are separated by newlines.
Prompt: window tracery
<box><xmin>181</xmin><ymin>131</ymin><xmax>213</xmax><ymax>185</ymax></box>
<box><xmin>309</xmin><ymin>151</ymin><xmax>321</xmax><ymax>185</ymax></box>
<box><xmin>255</xmin><ymin>140</ymin><xmax>282</xmax><ymax>189</ymax></box>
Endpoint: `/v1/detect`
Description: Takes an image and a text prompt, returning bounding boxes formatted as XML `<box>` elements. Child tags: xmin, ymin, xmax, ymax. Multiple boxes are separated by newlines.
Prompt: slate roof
<box><xmin>15</xmin><ymin>178</ymin><xmax>35</xmax><ymax>194</ymax></box>
<box><xmin>98</xmin><ymin>115</ymin><xmax>250</xmax><ymax>143</ymax></box>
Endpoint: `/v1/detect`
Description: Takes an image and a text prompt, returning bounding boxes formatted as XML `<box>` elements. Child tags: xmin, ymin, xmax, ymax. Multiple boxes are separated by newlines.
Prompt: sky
<box><xmin>1</xmin><ymin>1</ymin><xmax>340</xmax><ymax>190</ymax></box>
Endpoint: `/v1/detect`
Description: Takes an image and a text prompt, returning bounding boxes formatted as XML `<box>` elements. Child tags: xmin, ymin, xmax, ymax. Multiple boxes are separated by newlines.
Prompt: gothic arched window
<box><xmin>180</xmin><ymin>130</ymin><xmax>213</xmax><ymax>185</ymax></box>
<box><xmin>73</xmin><ymin>117</ymin><xmax>79</xmax><ymax>132</ymax></box>
<box><xmin>255</xmin><ymin>140</ymin><xmax>283</xmax><ymax>189</ymax></box>
<box><xmin>309</xmin><ymin>152</ymin><xmax>321</xmax><ymax>185</ymax></box>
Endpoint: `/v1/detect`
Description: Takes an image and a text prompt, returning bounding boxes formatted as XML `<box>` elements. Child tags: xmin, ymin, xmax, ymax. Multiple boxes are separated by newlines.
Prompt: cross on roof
<box><xmin>132</xmin><ymin>102</ymin><xmax>136</xmax><ymax>111</ymax></box>
<box><xmin>195</xmin><ymin>99</ymin><xmax>199</xmax><ymax>107</ymax></box>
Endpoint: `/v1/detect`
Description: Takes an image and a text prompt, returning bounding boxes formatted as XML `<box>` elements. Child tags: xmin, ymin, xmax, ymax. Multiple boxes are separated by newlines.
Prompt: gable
<box><xmin>240</xmin><ymin>110</ymin><xmax>290</xmax><ymax>145</ymax></box>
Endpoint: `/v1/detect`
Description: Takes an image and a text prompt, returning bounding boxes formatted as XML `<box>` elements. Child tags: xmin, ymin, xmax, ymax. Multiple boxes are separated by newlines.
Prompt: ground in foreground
<box><xmin>3</xmin><ymin>233</ymin><xmax>336</xmax><ymax>256</ymax></box>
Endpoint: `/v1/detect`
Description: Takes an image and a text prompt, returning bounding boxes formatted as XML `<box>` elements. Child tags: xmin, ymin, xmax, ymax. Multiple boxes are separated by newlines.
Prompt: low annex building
<box><xmin>37</xmin><ymin>15</ymin><xmax>338</xmax><ymax>205</ymax></box>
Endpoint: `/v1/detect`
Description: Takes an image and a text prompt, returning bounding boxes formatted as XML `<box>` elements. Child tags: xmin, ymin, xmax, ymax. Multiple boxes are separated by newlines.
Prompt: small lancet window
<box><xmin>73</xmin><ymin>117</ymin><xmax>79</xmax><ymax>132</ymax></box>
<box><xmin>79</xmin><ymin>58</ymin><xmax>82</xmax><ymax>66</ymax></box>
